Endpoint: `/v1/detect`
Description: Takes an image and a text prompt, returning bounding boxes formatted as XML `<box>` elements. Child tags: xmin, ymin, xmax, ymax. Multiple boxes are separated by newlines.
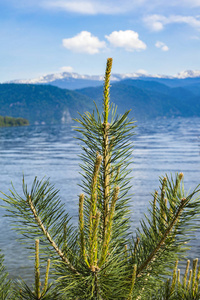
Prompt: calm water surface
<box><xmin>0</xmin><ymin>117</ymin><xmax>200</xmax><ymax>281</ymax></box>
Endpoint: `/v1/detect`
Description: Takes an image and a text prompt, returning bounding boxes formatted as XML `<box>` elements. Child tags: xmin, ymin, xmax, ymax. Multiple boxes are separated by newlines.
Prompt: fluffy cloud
<box><xmin>62</xmin><ymin>31</ymin><xmax>106</xmax><ymax>54</ymax></box>
<box><xmin>155</xmin><ymin>41</ymin><xmax>169</xmax><ymax>51</ymax></box>
<box><xmin>144</xmin><ymin>14</ymin><xmax>200</xmax><ymax>31</ymax></box>
<box><xmin>59</xmin><ymin>66</ymin><xmax>74</xmax><ymax>72</ymax></box>
<box><xmin>105</xmin><ymin>30</ymin><xmax>146</xmax><ymax>51</ymax></box>
<box><xmin>62</xmin><ymin>30</ymin><xmax>147</xmax><ymax>54</ymax></box>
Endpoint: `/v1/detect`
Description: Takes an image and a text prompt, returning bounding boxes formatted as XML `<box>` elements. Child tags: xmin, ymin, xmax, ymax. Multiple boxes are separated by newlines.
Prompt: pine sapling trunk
<box><xmin>102</xmin><ymin>58</ymin><xmax>112</xmax><ymax>242</ymax></box>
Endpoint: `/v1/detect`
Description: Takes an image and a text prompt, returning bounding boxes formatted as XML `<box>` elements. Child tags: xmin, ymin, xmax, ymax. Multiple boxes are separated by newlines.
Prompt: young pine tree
<box><xmin>2</xmin><ymin>58</ymin><xmax>200</xmax><ymax>299</ymax></box>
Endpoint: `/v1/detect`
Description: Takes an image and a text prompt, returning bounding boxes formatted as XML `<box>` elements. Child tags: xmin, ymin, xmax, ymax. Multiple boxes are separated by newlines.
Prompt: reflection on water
<box><xmin>0</xmin><ymin>117</ymin><xmax>200</xmax><ymax>281</ymax></box>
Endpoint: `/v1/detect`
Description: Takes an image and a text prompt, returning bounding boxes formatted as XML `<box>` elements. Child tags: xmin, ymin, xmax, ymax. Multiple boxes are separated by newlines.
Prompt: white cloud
<box><xmin>62</xmin><ymin>30</ymin><xmax>147</xmax><ymax>54</ymax></box>
<box><xmin>43</xmin><ymin>0</ymin><xmax>144</xmax><ymax>15</ymax></box>
<box><xmin>5</xmin><ymin>0</ymin><xmax>200</xmax><ymax>15</ymax></box>
<box><xmin>105</xmin><ymin>30</ymin><xmax>146</xmax><ymax>51</ymax></box>
<box><xmin>43</xmin><ymin>0</ymin><xmax>200</xmax><ymax>15</ymax></box>
<box><xmin>59</xmin><ymin>66</ymin><xmax>74</xmax><ymax>72</ymax></box>
<box><xmin>0</xmin><ymin>0</ymin><xmax>148</xmax><ymax>15</ymax></box>
<box><xmin>62</xmin><ymin>31</ymin><xmax>106</xmax><ymax>54</ymax></box>
<box><xmin>170</xmin><ymin>15</ymin><xmax>200</xmax><ymax>29</ymax></box>
<box><xmin>144</xmin><ymin>15</ymin><xmax>166</xmax><ymax>31</ymax></box>
<box><xmin>181</xmin><ymin>0</ymin><xmax>200</xmax><ymax>7</ymax></box>
<box><xmin>155</xmin><ymin>41</ymin><xmax>169</xmax><ymax>51</ymax></box>
<box><xmin>136</xmin><ymin>69</ymin><xmax>148</xmax><ymax>74</ymax></box>
<box><xmin>144</xmin><ymin>14</ymin><xmax>200</xmax><ymax>31</ymax></box>
<box><xmin>46</xmin><ymin>1</ymin><xmax>100</xmax><ymax>14</ymax></box>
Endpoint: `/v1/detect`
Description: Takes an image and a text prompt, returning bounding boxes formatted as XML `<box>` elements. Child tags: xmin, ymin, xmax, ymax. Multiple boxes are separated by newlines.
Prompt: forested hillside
<box><xmin>0</xmin><ymin>79</ymin><xmax>200</xmax><ymax>125</ymax></box>
<box><xmin>76</xmin><ymin>79</ymin><xmax>200</xmax><ymax>120</ymax></box>
<box><xmin>0</xmin><ymin>84</ymin><xmax>92</xmax><ymax>125</ymax></box>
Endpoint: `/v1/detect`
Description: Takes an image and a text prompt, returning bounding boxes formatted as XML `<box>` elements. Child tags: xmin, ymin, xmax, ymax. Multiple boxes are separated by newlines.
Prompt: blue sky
<box><xmin>1</xmin><ymin>0</ymin><xmax>200</xmax><ymax>82</ymax></box>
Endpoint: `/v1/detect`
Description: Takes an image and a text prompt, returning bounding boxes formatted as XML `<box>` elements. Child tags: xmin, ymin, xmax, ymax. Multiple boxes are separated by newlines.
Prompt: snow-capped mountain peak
<box><xmin>6</xmin><ymin>70</ymin><xmax>171</xmax><ymax>85</ymax></box>
<box><xmin>4</xmin><ymin>69</ymin><xmax>200</xmax><ymax>90</ymax></box>
<box><xmin>176</xmin><ymin>70</ymin><xmax>200</xmax><ymax>79</ymax></box>
<box><xmin>8</xmin><ymin>72</ymin><xmax>105</xmax><ymax>84</ymax></box>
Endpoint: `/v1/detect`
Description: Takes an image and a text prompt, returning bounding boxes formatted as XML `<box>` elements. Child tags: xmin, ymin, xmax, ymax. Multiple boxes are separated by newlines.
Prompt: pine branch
<box><xmin>128</xmin><ymin>264</ymin><xmax>137</xmax><ymax>300</ymax></box>
<box><xmin>0</xmin><ymin>251</ymin><xmax>12</xmax><ymax>299</ymax></box>
<box><xmin>103</xmin><ymin>58</ymin><xmax>112</xmax><ymax>124</ymax></box>
<box><xmin>1</xmin><ymin>177</ymin><xmax>78</xmax><ymax>267</ymax></box>
<box><xmin>99</xmin><ymin>186</ymin><xmax>119</xmax><ymax>267</ymax></box>
<box><xmin>35</xmin><ymin>239</ymin><xmax>41</xmax><ymax>298</ymax></box>
<box><xmin>13</xmin><ymin>240</ymin><xmax>58</xmax><ymax>300</ymax></box>
<box><xmin>89</xmin><ymin>153</ymin><xmax>102</xmax><ymax>258</ymax></box>
<box><xmin>102</xmin><ymin>118</ymin><xmax>111</xmax><ymax>240</ymax></box>
<box><xmin>150</xmin><ymin>258</ymin><xmax>200</xmax><ymax>300</ymax></box>
<box><xmin>79</xmin><ymin>193</ymin><xmax>89</xmax><ymax>266</ymax></box>
<box><xmin>137</xmin><ymin>197</ymin><xmax>186</xmax><ymax>275</ymax></box>
<box><xmin>42</xmin><ymin>258</ymin><xmax>51</xmax><ymax>296</ymax></box>
<box><xmin>27</xmin><ymin>195</ymin><xmax>78</xmax><ymax>274</ymax></box>
<box><xmin>131</xmin><ymin>174</ymin><xmax>200</xmax><ymax>299</ymax></box>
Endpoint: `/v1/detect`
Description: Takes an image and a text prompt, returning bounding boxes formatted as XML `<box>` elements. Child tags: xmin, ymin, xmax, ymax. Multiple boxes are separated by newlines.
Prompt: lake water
<box><xmin>0</xmin><ymin>117</ymin><xmax>200</xmax><ymax>281</ymax></box>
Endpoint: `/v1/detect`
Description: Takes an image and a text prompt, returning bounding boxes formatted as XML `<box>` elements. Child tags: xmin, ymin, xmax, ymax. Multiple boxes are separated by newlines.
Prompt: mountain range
<box><xmin>76</xmin><ymin>79</ymin><xmax>200</xmax><ymax>121</ymax></box>
<box><xmin>0</xmin><ymin>70</ymin><xmax>200</xmax><ymax>125</ymax></box>
<box><xmin>6</xmin><ymin>70</ymin><xmax>200</xmax><ymax>90</ymax></box>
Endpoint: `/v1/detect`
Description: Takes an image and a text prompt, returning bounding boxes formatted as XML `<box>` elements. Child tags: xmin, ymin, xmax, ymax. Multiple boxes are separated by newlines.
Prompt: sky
<box><xmin>1</xmin><ymin>0</ymin><xmax>200</xmax><ymax>82</ymax></box>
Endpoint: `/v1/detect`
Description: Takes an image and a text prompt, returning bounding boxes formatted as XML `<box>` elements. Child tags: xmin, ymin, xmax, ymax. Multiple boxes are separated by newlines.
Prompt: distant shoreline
<box><xmin>0</xmin><ymin>116</ymin><xmax>29</xmax><ymax>127</ymax></box>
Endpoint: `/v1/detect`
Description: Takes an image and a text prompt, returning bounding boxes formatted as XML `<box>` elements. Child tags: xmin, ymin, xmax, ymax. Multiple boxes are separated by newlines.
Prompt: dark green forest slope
<box><xmin>76</xmin><ymin>79</ymin><xmax>200</xmax><ymax>120</ymax></box>
<box><xmin>0</xmin><ymin>84</ymin><xmax>92</xmax><ymax>125</ymax></box>
<box><xmin>0</xmin><ymin>79</ymin><xmax>200</xmax><ymax>125</ymax></box>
